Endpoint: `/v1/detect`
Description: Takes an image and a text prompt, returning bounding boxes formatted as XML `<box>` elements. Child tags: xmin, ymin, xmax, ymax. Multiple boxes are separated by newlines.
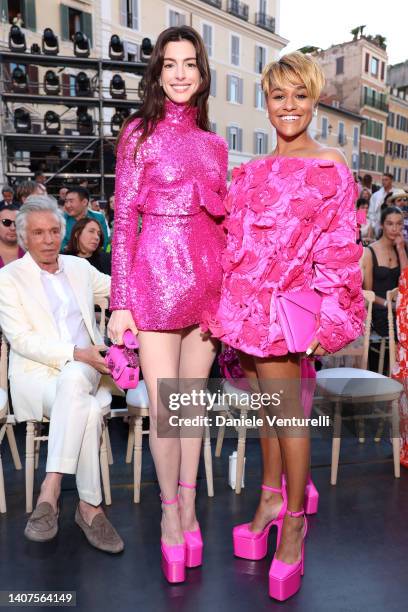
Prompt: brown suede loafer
<box><xmin>75</xmin><ymin>506</ymin><xmax>124</xmax><ymax>554</ymax></box>
<box><xmin>24</xmin><ymin>502</ymin><xmax>59</xmax><ymax>542</ymax></box>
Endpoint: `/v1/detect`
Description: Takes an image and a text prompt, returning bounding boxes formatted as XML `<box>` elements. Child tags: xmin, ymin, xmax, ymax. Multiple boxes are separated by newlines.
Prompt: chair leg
<box><xmin>0</xmin><ymin>424</ymin><xmax>6</xmax><ymax>513</ymax></box>
<box><xmin>378</xmin><ymin>338</ymin><xmax>386</xmax><ymax>375</ymax></box>
<box><xmin>125</xmin><ymin>421</ymin><xmax>134</xmax><ymax>464</ymax></box>
<box><xmin>215</xmin><ymin>412</ymin><xmax>226</xmax><ymax>458</ymax></box>
<box><xmin>100</xmin><ymin>423</ymin><xmax>111</xmax><ymax>506</ymax></box>
<box><xmin>235</xmin><ymin>417</ymin><xmax>247</xmax><ymax>494</ymax></box>
<box><xmin>133</xmin><ymin>416</ymin><xmax>143</xmax><ymax>504</ymax></box>
<box><xmin>25</xmin><ymin>421</ymin><xmax>35</xmax><ymax>513</ymax></box>
<box><xmin>392</xmin><ymin>399</ymin><xmax>401</xmax><ymax>478</ymax></box>
<box><xmin>6</xmin><ymin>425</ymin><xmax>22</xmax><ymax>470</ymax></box>
<box><xmin>203</xmin><ymin>425</ymin><xmax>214</xmax><ymax>497</ymax></box>
<box><xmin>34</xmin><ymin>433</ymin><xmax>41</xmax><ymax>470</ymax></box>
<box><xmin>105</xmin><ymin>426</ymin><xmax>114</xmax><ymax>465</ymax></box>
<box><xmin>357</xmin><ymin>417</ymin><xmax>365</xmax><ymax>443</ymax></box>
<box><xmin>331</xmin><ymin>402</ymin><xmax>342</xmax><ymax>486</ymax></box>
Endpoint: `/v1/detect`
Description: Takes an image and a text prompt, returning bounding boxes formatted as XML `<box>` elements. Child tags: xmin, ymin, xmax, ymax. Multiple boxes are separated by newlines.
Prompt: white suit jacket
<box><xmin>0</xmin><ymin>253</ymin><xmax>111</xmax><ymax>421</ymax></box>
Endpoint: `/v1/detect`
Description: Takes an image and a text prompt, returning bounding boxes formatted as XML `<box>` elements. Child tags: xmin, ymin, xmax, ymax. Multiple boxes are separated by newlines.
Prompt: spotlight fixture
<box><xmin>109</xmin><ymin>74</ymin><xmax>126</xmax><ymax>99</ymax></box>
<box><xmin>11</xmin><ymin>66</ymin><xmax>28</xmax><ymax>93</ymax></box>
<box><xmin>110</xmin><ymin>108</ymin><xmax>125</xmax><ymax>136</ymax></box>
<box><xmin>31</xmin><ymin>43</ymin><xmax>41</xmax><ymax>54</ymax></box>
<box><xmin>109</xmin><ymin>35</ymin><xmax>124</xmax><ymax>60</ymax></box>
<box><xmin>14</xmin><ymin>108</ymin><xmax>31</xmax><ymax>133</ymax></box>
<box><xmin>43</xmin><ymin>70</ymin><xmax>60</xmax><ymax>95</ymax></box>
<box><xmin>8</xmin><ymin>25</ymin><xmax>26</xmax><ymax>53</ymax></box>
<box><xmin>75</xmin><ymin>72</ymin><xmax>92</xmax><ymax>97</ymax></box>
<box><xmin>42</xmin><ymin>28</ymin><xmax>59</xmax><ymax>55</ymax></box>
<box><xmin>73</xmin><ymin>31</ymin><xmax>90</xmax><ymax>58</ymax></box>
<box><xmin>77</xmin><ymin>106</ymin><xmax>93</xmax><ymax>135</ymax></box>
<box><xmin>44</xmin><ymin>110</ymin><xmax>61</xmax><ymax>134</ymax></box>
<box><xmin>140</xmin><ymin>37</ymin><xmax>153</xmax><ymax>62</ymax></box>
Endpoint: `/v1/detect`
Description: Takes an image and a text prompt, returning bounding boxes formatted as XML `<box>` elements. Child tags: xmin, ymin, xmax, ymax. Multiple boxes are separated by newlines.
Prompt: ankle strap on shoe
<box><xmin>261</xmin><ymin>484</ymin><xmax>282</xmax><ymax>493</ymax></box>
<box><xmin>286</xmin><ymin>509</ymin><xmax>304</xmax><ymax>518</ymax></box>
<box><xmin>160</xmin><ymin>494</ymin><xmax>179</xmax><ymax>505</ymax></box>
<box><xmin>178</xmin><ymin>481</ymin><xmax>196</xmax><ymax>489</ymax></box>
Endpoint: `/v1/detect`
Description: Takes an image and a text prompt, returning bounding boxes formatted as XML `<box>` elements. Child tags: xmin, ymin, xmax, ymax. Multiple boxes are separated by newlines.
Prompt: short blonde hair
<box><xmin>261</xmin><ymin>51</ymin><xmax>325</xmax><ymax>102</ymax></box>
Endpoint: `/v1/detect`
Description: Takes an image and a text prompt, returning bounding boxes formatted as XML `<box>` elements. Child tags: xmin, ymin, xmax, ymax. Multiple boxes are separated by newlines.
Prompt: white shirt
<box><xmin>41</xmin><ymin>258</ymin><xmax>92</xmax><ymax>349</ymax></box>
<box><xmin>368</xmin><ymin>187</ymin><xmax>396</xmax><ymax>236</ymax></box>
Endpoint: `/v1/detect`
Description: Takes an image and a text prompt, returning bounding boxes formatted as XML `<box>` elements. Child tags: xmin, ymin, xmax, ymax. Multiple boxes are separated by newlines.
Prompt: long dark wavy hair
<box><xmin>116</xmin><ymin>26</ymin><xmax>211</xmax><ymax>156</ymax></box>
<box><xmin>65</xmin><ymin>217</ymin><xmax>104</xmax><ymax>255</ymax></box>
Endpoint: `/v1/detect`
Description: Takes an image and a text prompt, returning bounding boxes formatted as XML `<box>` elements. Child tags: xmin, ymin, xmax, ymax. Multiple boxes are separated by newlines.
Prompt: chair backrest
<box><xmin>387</xmin><ymin>287</ymin><xmax>399</xmax><ymax>375</ymax></box>
<box><xmin>94</xmin><ymin>296</ymin><xmax>109</xmax><ymax>337</ymax></box>
<box><xmin>331</xmin><ymin>290</ymin><xmax>374</xmax><ymax>370</ymax></box>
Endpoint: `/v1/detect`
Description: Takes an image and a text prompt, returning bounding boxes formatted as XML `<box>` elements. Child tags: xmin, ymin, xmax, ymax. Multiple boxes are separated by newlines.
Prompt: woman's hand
<box><xmin>107</xmin><ymin>309</ymin><xmax>138</xmax><ymax>345</ymax></box>
<box><xmin>305</xmin><ymin>338</ymin><xmax>328</xmax><ymax>357</ymax></box>
<box><xmin>394</xmin><ymin>233</ymin><xmax>406</xmax><ymax>253</ymax></box>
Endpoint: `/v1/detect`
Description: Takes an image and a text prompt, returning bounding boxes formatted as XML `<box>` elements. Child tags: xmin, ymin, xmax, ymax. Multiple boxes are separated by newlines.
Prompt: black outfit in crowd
<box><xmin>64</xmin><ymin>250</ymin><xmax>112</xmax><ymax>275</ymax></box>
<box><xmin>368</xmin><ymin>245</ymin><xmax>400</xmax><ymax>337</ymax></box>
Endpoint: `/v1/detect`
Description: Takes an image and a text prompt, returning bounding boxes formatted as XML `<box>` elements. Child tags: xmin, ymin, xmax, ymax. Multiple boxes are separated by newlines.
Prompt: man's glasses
<box><xmin>1</xmin><ymin>219</ymin><xmax>16</xmax><ymax>227</ymax></box>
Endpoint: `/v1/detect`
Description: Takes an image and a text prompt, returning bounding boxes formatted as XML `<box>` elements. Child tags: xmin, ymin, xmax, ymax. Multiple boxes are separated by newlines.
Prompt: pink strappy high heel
<box><xmin>179</xmin><ymin>481</ymin><xmax>203</xmax><ymax>568</ymax></box>
<box><xmin>282</xmin><ymin>474</ymin><xmax>319</xmax><ymax>515</ymax></box>
<box><xmin>232</xmin><ymin>484</ymin><xmax>287</xmax><ymax>560</ymax></box>
<box><xmin>268</xmin><ymin>509</ymin><xmax>308</xmax><ymax>601</ymax></box>
<box><xmin>160</xmin><ymin>495</ymin><xmax>186</xmax><ymax>583</ymax></box>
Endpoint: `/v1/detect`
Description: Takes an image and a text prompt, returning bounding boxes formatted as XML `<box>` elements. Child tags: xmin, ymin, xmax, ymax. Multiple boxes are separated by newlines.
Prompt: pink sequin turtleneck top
<box><xmin>111</xmin><ymin>99</ymin><xmax>228</xmax><ymax>330</ymax></box>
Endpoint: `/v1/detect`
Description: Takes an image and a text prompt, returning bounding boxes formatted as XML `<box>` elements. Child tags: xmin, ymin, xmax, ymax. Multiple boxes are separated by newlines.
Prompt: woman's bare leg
<box><xmin>255</xmin><ymin>354</ymin><xmax>309</xmax><ymax>565</ymax></box>
<box><xmin>137</xmin><ymin>330</ymin><xmax>183</xmax><ymax>545</ymax></box>
<box><xmin>178</xmin><ymin>326</ymin><xmax>218</xmax><ymax>532</ymax></box>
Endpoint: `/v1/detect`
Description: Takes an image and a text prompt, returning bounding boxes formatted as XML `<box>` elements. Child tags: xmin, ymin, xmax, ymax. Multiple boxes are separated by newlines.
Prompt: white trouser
<box><xmin>43</xmin><ymin>361</ymin><xmax>103</xmax><ymax>506</ymax></box>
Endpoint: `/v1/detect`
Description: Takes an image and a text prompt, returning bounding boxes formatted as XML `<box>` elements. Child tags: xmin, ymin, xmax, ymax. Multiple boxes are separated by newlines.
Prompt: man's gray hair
<box><xmin>2</xmin><ymin>185</ymin><xmax>14</xmax><ymax>195</ymax></box>
<box><xmin>16</xmin><ymin>195</ymin><xmax>66</xmax><ymax>250</ymax></box>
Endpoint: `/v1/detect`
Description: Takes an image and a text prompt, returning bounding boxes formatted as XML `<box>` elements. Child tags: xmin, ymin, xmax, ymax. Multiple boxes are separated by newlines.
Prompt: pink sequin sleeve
<box><xmin>110</xmin><ymin>121</ymin><xmax>145</xmax><ymax>310</ymax></box>
<box><xmin>312</xmin><ymin>176</ymin><xmax>366</xmax><ymax>353</ymax></box>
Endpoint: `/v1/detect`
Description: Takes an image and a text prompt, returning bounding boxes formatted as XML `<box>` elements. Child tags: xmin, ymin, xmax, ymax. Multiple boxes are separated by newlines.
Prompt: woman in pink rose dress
<box><xmin>206</xmin><ymin>52</ymin><xmax>365</xmax><ymax>601</ymax></box>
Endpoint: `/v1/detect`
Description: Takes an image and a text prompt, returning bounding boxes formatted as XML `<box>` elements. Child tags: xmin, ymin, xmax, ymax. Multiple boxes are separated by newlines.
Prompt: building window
<box><xmin>119</xmin><ymin>0</ymin><xmax>139</xmax><ymax>29</ymax></box>
<box><xmin>231</xmin><ymin>35</ymin><xmax>240</xmax><ymax>66</ymax></box>
<box><xmin>321</xmin><ymin>116</ymin><xmax>328</xmax><ymax>139</ymax></box>
<box><xmin>210</xmin><ymin>68</ymin><xmax>217</xmax><ymax>97</ymax></box>
<box><xmin>227</xmin><ymin>75</ymin><xmax>243</xmax><ymax>104</ymax></box>
<box><xmin>227</xmin><ymin>126</ymin><xmax>243</xmax><ymax>152</ymax></box>
<box><xmin>377</xmin><ymin>156</ymin><xmax>385</xmax><ymax>173</ymax></box>
<box><xmin>61</xmin><ymin>5</ymin><xmax>92</xmax><ymax>44</ymax></box>
<box><xmin>387</xmin><ymin>112</ymin><xmax>395</xmax><ymax>127</ymax></box>
<box><xmin>254</xmin><ymin>131</ymin><xmax>268</xmax><ymax>155</ymax></box>
<box><xmin>125</xmin><ymin>42</ymin><xmax>140</xmax><ymax>62</ymax></box>
<box><xmin>371</xmin><ymin>57</ymin><xmax>379</xmax><ymax>77</ymax></box>
<box><xmin>361</xmin><ymin>117</ymin><xmax>383</xmax><ymax>140</ymax></box>
<box><xmin>405</xmin><ymin>169</ymin><xmax>408</xmax><ymax>184</ymax></box>
<box><xmin>352</xmin><ymin>153</ymin><xmax>359</xmax><ymax>170</ymax></box>
<box><xmin>7</xmin><ymin>0</ymin><xmax>37</xmax><ymax>30</ymax></box>
<box><xmin>254</xmin><ymin>83</ymin><xmax>265</xmax><ymax>109</ymax></box>
<box><xmin>353</xmin><ymin>126</ymin><xmax>359</xmax><ymax>147</ymax></box>
<box><xmin>336</xmin><ymin>56</ymin><xmax>344</xmax><ymax>75</ymax></box>
<box><xmin>210</xmin><ymin>121</ymin><xmax>217</xmax><ymax>133</ymax></box>
<box><xmin>338</xmin><ymin>122</ymin><xmax>346</xmax><ymax>145</ymax></box>
<box><xmin>202</xmin><ymin>23</ymin><xmax>213</xmax><ymax>57</ymax></box>
<box><xmin>169</xmin><ymin>8</ymin><xmax>186</xmax><ymax>27</ymax></box>
<box><xmin>255</xmin><ymin>45</ymin><xmax>266</xmax><ymax>74</ymax></box>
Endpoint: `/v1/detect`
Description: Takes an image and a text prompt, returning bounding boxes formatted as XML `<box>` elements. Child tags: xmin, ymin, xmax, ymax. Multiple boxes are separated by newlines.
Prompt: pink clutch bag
<box><xmin>275</xmin><ymin>290</ymin><xmax>322</xmax><ymax>353</ymax></box>
<box><xmin>105</xmin><ymin>330</ymin><xmax>140</xmax><ymax>390</ymax></box>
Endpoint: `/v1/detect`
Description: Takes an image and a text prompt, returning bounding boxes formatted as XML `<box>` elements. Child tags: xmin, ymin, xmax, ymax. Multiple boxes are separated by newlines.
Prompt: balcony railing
<box><xmin>227</xmin><ymin>0</ymin><xmax>249</xmax><ymax>21</ymax></box>
<box><xmin>255</xmin><ymin>12</ymin><xmax>275</xmax><ymax>33</ymax></box>
<box><xmin>362</xmin><ymin>91</ymin><xmax>388</xmax><ymax>112</ymax></box>
<box><xmin>200</xmin><ymin>0</ymin><xmax>222</xmax><ymax>8</ymax></box>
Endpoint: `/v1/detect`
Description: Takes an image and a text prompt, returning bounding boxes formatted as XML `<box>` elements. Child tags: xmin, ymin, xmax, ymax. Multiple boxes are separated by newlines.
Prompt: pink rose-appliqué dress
<box><xmin>207</xmin><ymin>156</ymin><xmax>366</xmax><ymax>357</ymax></box>
<box><xmin>110</xmin><ymin>100</ymin><xmax>228</xmax><ymax>330</ymax></box>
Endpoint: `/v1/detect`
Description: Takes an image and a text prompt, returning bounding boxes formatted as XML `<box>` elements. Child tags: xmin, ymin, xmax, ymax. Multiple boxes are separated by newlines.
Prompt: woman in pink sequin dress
<box><xmin>108</xmin><ymin>27</ymin><xmax>227</xmax><ymax>582</ymax></box>
<box><xmin>206</xmin><ymin>53</ymin><xmax>365</xmax><ymax>600</ymax></box>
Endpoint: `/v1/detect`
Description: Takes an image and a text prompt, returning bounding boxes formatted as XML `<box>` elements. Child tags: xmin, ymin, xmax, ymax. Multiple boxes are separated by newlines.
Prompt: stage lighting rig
<box><xmin>111</xmin><ymin>108</ymin><xmax>127</xmax><ymax>136</ymax></box>
<box><xmin>14</xmin><ymin>108</ymin><xmax>31</xmax><ymax>133</ymax></box>
<box><xmin>44</xmin><ymin>111</ymin><xmax>61</xmax><ymax>134</ymax></box>
<box><xmin>77</xmin><ymin>106</ymin><xmax>93</xmax><ymax>135</ymax></box>
<box><xmin>109</xmin><ymin>35</ymin><xmax>124</xmax><ymax>60</ymax></box>
<box><xmin>31</xmin><ymin>43</ymin><xmax>41</xmax><ymax>54</ymax></box>
<box><xmin>8</xmin><ymin>26</ymin><xmax>26</xmax><ymax>53</ymax></box>
<box><xmin>11</xmin><ymin>66</ymin><xmax>28</xmax><ymax>93</ymax></box>
<box><xmin>42</xmin><ymin>28</ymin><xmax>59</xmax><ymax>55</ymax></box>
<box><xmin>43</xmin><ymin>70</ymin><xmax>60</xmax><ymax>95</ymax></box>
<box><xmin>73</xmin><ymin>32</ymin><xmax>90</xmax><ymax>58</ymax></box>
<box><xmin>141</xmin><ymin>38</ymin><xmax>153</xmax><ymax>62</ymax></box>
<box><xmin>75</xmin><ymin>72</ymin><xmax>92</xmax><ymax>97</ymax></box>
<box><xmin>109</xmin><ymin>74</ymin><xmax>126</xmax><ymax>99</ymax></box>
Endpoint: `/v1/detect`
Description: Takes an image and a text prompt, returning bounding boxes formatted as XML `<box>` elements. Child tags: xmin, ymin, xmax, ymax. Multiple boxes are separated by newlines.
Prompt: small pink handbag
<box><xmin>275</xmin><ymin>290</ymin><xmax>322</xmax><ymax>353</ymax></box>
<box><xmin>105</xmin><ymin>330</ymin><xmax>140</xmax><ymax>390</ymax></box>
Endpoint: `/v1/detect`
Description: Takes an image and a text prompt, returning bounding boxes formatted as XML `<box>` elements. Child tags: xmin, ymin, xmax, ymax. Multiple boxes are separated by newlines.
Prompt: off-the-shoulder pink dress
<box><xmin>111</xmin><ymin>99</ymin><xmax>228</xmax><ymax>330</ymax></box>
<box><xmin>205</xmin><ymin>156</ymin><xmax>366</xmax><ymax>357</ymax></box>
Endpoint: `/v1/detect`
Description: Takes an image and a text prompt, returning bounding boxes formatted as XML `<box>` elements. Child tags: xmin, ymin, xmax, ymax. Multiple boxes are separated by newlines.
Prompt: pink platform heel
<box><xmin>160</xmin><ymin>495</ymin><xmax>186</xmax><ymax>584</ymax></box>
<box><xmin>178</xmin><ymin>481</ymin><xmax>203</xmax><ymax>568</ymax></box>
<box><xmin>232</xmin><ymin>485</ymin><xmax>287</xmax><ymax>560</ymax></box>
<box><xmin>282</xmin><ymin>474</ymin><xmax>319</xmax><ymax>515</ymax></box>
<box><xmin>269</xmin><ymin>509</ymin><xmax>308</xmax><ymax>601</ymax></box>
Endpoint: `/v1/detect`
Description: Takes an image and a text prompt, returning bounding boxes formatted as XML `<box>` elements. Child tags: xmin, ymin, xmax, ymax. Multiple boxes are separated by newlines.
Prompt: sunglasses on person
<box><xmin>1</xmin><ymin>219</ymin><xmax>16</xmax><ymax>227</ymax></box>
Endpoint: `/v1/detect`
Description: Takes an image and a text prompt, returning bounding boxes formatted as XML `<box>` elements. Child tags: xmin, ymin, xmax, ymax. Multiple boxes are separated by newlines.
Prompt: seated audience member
<box><xmin>0</xmin><ymin>196</ymin><xmax>123</xmax><ymax>553</ymax></box>
<box><xmin>65</xmin><ymin>218</ymin><xmax>111</xmax><ymax>275</ymax></box>
<box><xmin>57</xmin><ymin>186</ymin><xmax>68</xmax><ymax>208</ymax></box>
<box><xmin>392</xmin><ymin>267</ymin><xmax>408</xmax><ymax>468</ymax></box>
<box><xmin>34</xmin><ymin>170</ymin><xmax>47</xmax><ymax>188</ymax></box>
<box><xmin>62</xmin><ymin>187</ymin><xmax>109</xmax><ymax>252</ymax></box>
<box><xmin>16</xmin><ymin>180</ymin><xmax>43</xmax><ymax>206</ymax></box>
<box><xmin>362</xmin><ymin>206</ymin><xmax>408</xmax><ymax>337</ymax></box>
<box><xmin>0</xmin><ymin>205</ymin><xmax>24</xmax><ymax>267</ymax></box>
<box><xmin>356</xmin><ymin>198</ymin><xmax>373</xmax><ymax>244</ymax></box>
<box><xmin>360</xmin><ymin>188</ymin><xmax>371</xmax><ymax>202</ymax></box>
<box><xmin>0</xmin><ymin>186</ymin><xmax>16</xmax><ymax>208</ymax></box>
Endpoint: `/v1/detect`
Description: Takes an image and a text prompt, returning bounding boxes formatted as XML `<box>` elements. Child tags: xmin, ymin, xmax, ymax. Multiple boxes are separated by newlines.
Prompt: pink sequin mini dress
<box><xmin>110</xmin><ymin>100</ymin><xmax>228</xmax><ymax>330</ymax></box>
<box><xmin>205</xmin><ymin>156</ymin><xmax>366</xmax><ymax>357</ymax></box>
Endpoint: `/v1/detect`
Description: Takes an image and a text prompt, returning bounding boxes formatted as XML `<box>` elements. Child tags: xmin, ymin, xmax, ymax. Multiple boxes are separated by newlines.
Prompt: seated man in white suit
<box><xmin>0</xmin><ymin>196</ymin><xmax>123</xmax><ymax>553</ymax></box>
